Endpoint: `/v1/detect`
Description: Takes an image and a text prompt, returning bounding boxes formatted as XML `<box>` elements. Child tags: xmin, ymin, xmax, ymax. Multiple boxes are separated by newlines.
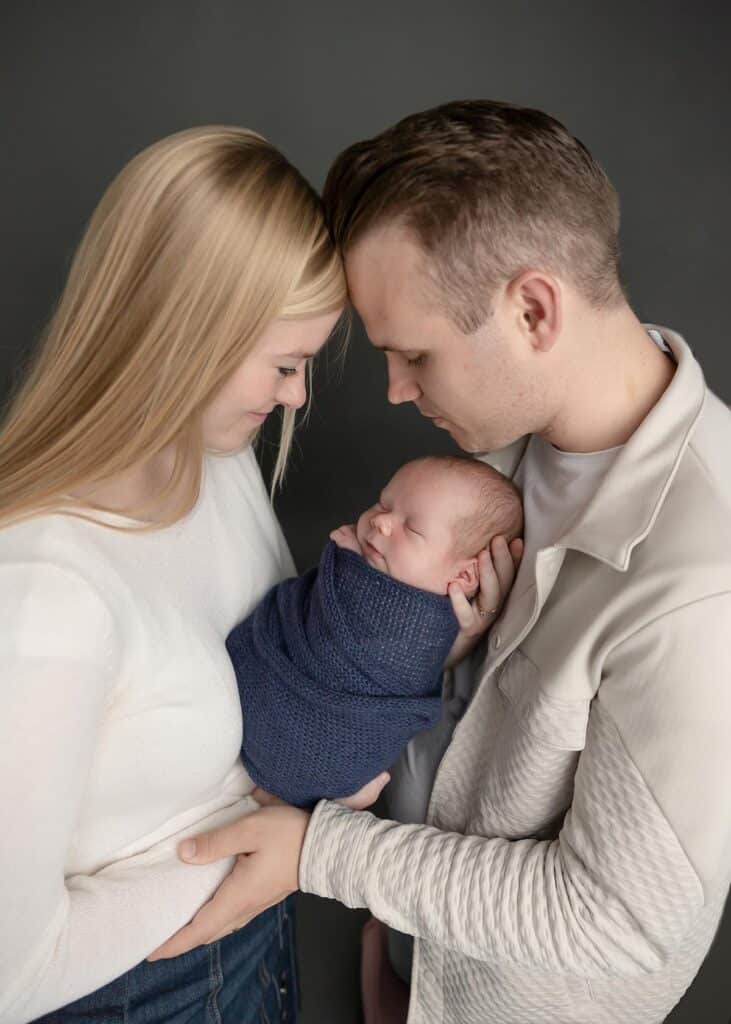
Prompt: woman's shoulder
<box><xmin>0</xmin><ymin>514</ymin><xmax>120</xmax><ymax>661</ymax></box>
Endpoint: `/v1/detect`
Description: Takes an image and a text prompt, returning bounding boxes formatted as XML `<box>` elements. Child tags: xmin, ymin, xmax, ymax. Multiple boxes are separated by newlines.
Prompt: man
<box><xmin>153</xmin><ymin>101</ymin><xmax>731</xmax><ymax>1024</ymax></box>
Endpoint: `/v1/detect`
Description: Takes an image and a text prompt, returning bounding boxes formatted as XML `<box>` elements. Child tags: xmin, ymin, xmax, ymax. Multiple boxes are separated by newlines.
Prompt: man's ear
<box><xmin>448</xmin><ymin>558</ymin><xmax>479</xmax><ymax>599</ymax></box>
<box><xmin>505</xmin><ymin>270</ymin><xmax>562</xmax><ymax>353</ymax></box>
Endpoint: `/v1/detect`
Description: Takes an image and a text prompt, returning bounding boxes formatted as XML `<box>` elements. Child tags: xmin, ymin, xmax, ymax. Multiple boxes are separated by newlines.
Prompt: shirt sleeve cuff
<box><xmin>298</xmin><ymin>799</ymin><xmax>376</xmax><ymax>907</ymax></box>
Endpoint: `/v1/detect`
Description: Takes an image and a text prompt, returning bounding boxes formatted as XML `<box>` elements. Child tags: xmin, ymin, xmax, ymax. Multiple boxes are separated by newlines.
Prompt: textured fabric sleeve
<box><xmin>299</xmin><ymin>595</ymin><xmax>731</xmax><ymax>978</ymax></box>
<box><xmin>0</xmin><ymin>563</ymin><xmax>244</xmax><ymax>1023</ymax></box>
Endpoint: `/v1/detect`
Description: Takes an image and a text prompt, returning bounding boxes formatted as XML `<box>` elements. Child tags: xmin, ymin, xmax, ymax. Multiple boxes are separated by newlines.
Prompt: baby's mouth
<box><xmin>364</xmin><ymin>538</ymin><xmax>385</xmax><ymax>562</ymax></box>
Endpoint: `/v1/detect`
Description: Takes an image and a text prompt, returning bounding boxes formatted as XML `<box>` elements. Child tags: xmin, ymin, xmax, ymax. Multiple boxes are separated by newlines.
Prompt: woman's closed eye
<box><xmin>277</xmin><ymin>366</ymin><xmax>298</xmax><ymax>377</ymax></box>
<box><xmin>406</xmin><ymin>354</ymin><xmax>426</xmax><ymax>368</ymax></box>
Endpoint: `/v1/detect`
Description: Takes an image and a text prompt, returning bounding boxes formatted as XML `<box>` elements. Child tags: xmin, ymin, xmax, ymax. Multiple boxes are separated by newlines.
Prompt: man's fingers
<box><xmin>491</xmin><ymin>535</ymin><xmax>517</xmax><ymax>597</ymax></box>
<box><xmin>148</xmin><ymin>869</ymin><xmax>249</xmax><ymax>960</ymax></box>
<box><xmin>509</xmin><ymin>537</ymin><xmax>524</xmax><ymax>568</ymax></box>
<box><xmin>251</xmin><ymin>787</ymin><xmax>285</xmax><ymax>807</ymax></box>
<box><xmin>477</xmin><ymin>549</ymin><xmax>500</xmax><ymax>612</ymax></box>
<box><xmin>178</xmin><ymin>817</ymin><xmax>257</xmax><ymax>864</ymax></box>
<box><xmin>336</xmin><ymin>771</ymin><xmax>391</xmax><ymax>809</ymax></box>
<box><xmin>448</xmin><ymin>582</ymin><xmax>476</xmax><ymax>628</ymax></box>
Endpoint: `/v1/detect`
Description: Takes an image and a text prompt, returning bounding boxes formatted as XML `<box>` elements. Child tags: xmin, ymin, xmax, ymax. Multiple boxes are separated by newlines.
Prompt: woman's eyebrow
<box><xmin>281</xmin><ymin>350</ymin><xmax>316</xmax><ymax>359</ymax></box>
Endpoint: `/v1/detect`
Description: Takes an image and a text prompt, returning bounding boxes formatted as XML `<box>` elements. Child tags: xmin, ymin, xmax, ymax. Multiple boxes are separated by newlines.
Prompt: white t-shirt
<box><xmin>0</xmin><ymin>445</ymin><xmax>294</xmax><ymax>1024</ymax></box>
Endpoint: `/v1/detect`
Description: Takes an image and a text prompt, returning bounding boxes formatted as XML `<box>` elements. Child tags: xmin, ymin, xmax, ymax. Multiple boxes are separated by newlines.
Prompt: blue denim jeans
<box><xmin>34</xmin><ymin>896</ymin><xmax>299</xmax><ymax>1024</ymax></box>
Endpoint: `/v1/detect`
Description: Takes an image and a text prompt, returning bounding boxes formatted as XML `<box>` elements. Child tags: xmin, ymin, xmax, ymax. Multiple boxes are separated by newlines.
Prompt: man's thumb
<box><xmin>178</xmin><ymin>829</ymin><xmax>227</xmax><ymax>863</ymax></box>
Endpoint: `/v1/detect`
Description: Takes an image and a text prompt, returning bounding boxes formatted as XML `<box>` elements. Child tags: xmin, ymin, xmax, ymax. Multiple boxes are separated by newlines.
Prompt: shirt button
<box><xmin>492</xmin><ymin>632</ymin><xmax>502</xmax><ymax>650</ymax></box>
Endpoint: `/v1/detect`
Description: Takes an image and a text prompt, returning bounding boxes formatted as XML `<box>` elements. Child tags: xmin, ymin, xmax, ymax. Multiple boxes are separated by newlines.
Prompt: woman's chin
<box><xmin>205</xmin><ymin>429</ymin><xmax>257</xmax><ymax>454</ymax></box>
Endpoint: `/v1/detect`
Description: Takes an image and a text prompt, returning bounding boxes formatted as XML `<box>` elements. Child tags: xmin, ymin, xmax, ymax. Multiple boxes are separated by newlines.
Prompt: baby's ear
<box><xmin>449</xmin><ymin>558</ymin><xmax>479</xmax><ymax>599</ymax></box>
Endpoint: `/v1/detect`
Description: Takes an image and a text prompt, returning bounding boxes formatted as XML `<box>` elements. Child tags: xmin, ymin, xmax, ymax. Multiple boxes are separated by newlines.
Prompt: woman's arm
<box><xmin>0</xmin><ymin>564</ymin><xmax>240</xmax><ymax>1023</ymax></box>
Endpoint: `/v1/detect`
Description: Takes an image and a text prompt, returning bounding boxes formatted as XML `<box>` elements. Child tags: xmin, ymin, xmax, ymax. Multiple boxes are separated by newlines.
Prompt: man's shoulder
<box><xmin>631</xmin><ymin>388</ymin><xmax>731</xmax><ymax>598</ymax></box>
<box><xmin>683</xmin><ymin>387</ymin><xmax>731</xmax><ymax>510</ymax></box>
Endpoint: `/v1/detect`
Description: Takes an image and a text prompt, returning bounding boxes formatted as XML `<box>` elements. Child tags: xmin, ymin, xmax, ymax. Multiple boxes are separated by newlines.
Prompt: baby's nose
<box><xmin>372</xmin><ymin>514</ymin><xmax>392</xmax><ymax>537</ymax></box>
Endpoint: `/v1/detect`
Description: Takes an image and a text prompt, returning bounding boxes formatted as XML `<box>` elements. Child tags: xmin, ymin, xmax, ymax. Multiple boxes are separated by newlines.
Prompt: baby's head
<box><xmin>355</xmin><ymin>456</ymin><xmax>523</xmax><ymax>596</ymax></box>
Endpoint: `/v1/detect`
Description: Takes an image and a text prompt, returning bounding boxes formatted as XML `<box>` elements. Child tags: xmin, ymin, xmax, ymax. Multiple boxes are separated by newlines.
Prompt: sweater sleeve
<box><xmin>0</xmin><ymin>563</ymin><xmax>243</xmax><ymax>1023</ymax></box>
<box><xmin>299</xmin><ymin>595</ymin><xmax>731</xmax><ymax>979</ymax></box>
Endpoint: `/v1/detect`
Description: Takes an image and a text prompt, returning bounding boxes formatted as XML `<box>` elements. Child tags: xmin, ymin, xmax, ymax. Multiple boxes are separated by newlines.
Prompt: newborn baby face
<box><xmin>354</xmin><ymin>460</ymin><xmax>478</xmax><ymax>596</ymax></box>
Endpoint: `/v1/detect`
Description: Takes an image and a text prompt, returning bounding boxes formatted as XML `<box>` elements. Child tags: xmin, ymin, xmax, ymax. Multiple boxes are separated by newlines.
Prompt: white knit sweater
<box><xmin>0</xmin><ymin>445</ymin><xmax>294</xmax><ymax>1024</ymax></box>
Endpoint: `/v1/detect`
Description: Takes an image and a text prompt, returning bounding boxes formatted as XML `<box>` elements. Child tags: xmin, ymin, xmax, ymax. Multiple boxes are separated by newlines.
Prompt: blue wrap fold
<box><xmin>226</xmin><ymin>540</ymin><xmax>458</xmax><ymax>807</ymax></box>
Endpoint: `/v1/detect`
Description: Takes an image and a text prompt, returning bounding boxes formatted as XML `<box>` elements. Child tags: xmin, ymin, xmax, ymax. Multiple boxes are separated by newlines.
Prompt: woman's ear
<box><xmin>448</xmin><ymin>558</ymin><xmax>479</xmax><ymax>599</ymax></box>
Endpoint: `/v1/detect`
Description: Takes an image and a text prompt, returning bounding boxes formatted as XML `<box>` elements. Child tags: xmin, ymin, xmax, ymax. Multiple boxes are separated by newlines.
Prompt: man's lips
<box><xmin>418</xmin><ymin>407</ymin><xmax>450</xmax><ymax>427</ymax></box>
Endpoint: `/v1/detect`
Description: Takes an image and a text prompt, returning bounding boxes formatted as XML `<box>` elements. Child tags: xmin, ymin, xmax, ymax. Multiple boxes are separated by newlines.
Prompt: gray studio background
<box><xmin>2</xmin><ymin>2</ymin><xmax>730</xmax><ymax>1021</ymax></box>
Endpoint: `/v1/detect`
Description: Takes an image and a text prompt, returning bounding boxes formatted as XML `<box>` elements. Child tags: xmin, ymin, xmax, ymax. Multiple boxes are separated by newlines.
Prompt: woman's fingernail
<box><xmin>180</xmin><ymin>839</ymin><xmax>197</xmax><ymax>860</ymax></box>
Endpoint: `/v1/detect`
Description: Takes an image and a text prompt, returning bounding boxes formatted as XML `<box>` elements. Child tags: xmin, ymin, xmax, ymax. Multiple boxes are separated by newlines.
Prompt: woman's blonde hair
<box><xmin>0</xmin><ymin>126</ymin><xmax>347</xmax><ymax>532</ymax></box>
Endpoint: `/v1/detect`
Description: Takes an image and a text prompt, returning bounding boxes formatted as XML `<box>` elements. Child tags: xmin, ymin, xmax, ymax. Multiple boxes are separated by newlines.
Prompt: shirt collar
<box><xmin>480</xmin><ymin>325</ymin><xmax>707</xmax><ymax>571</ymax></box>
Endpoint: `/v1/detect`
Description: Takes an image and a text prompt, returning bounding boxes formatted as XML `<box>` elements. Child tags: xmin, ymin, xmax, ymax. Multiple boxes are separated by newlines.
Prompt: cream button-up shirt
<box><xmin>300</xmin><ymin>325</ymin><xmax>731</xmax><ymax>1024</ymax></box>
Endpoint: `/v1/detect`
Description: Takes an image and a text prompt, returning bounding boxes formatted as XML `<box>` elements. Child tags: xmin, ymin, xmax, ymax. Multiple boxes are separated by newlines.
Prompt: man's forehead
<box><xmin>345</xmin><ymin>227</ymin><xmax>431</xmax><ymax>344</ymax></box>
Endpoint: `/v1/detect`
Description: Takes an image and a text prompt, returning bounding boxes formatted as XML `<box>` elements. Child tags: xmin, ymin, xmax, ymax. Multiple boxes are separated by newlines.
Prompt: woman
<box><xmin>0</xmin><ymin>125</ymin><xmax>348</xmax><ymax>1023</ymax></box>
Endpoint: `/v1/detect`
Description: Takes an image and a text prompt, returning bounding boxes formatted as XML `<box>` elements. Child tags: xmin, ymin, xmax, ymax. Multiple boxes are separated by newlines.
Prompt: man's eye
<box><xmin>278</xmin><ymin>367</ymin><xmax>298</xmax><ymax>377</ymax></box>
<box><xmin>406</xmin><ymin>354</ymin><xmax>426</xmax><ymax>367</ymax></box>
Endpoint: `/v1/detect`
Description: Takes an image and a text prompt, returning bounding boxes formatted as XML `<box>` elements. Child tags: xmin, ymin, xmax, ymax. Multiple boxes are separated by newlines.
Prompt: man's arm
<box><xmin>300</xmin><ymin>593</ymin><xmax>731</xmax><ymax>977</ymax></box>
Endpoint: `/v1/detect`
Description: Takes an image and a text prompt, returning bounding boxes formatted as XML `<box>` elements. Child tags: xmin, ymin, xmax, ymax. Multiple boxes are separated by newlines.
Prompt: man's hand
<box><xmin>146</xmin><ymin>773</ymin><xmax>389</xmax><ymax>961</ymax></box>
<box><xmin>329</xmin><ymin>523</ymin><xmax>363</xmax><ymax>555</ymax></box>
<box><xmin>445</xmin><ymin>534</ymin><xmax>523</xmax><ymax>668</ymax></box>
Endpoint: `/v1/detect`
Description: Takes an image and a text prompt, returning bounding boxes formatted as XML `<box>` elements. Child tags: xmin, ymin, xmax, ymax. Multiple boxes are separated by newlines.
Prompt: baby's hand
<box><xmin>329</xmin><ymin>523</ymin><xmax>363</xmax><ymax>556</ymax></box>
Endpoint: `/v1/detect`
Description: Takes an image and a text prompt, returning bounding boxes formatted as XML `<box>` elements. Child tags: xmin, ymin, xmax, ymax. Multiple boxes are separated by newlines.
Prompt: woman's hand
<box><xmin>146</xmin><ymin>772</ymin><xmax>389</xmax><ymax>961</ymax></box>
<box><xmin>444</xmin><ymin>534</ymin><xmax>523</xmax><ymax>669</ymax></box>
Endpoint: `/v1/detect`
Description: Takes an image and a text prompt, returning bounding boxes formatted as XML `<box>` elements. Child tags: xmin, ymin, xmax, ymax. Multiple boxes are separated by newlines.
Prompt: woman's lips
<box><xmin>247</xmin><ymin>411</ymin><xmax>269</xmax><ymax>422</ymax></box>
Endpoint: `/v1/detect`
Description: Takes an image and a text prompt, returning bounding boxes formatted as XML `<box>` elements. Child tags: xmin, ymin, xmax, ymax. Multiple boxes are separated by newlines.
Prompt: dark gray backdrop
<box><xmin>2</xmin><ymin>3</ymin><xmax>729</xmax><ymax>1021</ymax></box>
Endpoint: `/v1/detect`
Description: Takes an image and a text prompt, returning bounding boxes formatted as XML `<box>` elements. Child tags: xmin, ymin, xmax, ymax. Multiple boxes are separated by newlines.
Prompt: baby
<box><xmin>226</xmin><ymin>455</ymin><xmax>523</xmax><ymax>807</ymax></box>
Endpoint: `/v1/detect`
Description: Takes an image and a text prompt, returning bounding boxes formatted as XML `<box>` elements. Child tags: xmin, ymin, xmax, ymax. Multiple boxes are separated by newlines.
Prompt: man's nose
<box><xmin>386</xmin><ymin>361</ymin><xmax>422</xmax><ymax>405</ymax></box>
<box><xmin>278</xmin><ymin>372</ymin><xmax>307</xmax><ymax>410</ymax></box>
<box><xmin>371</xmin><ymin>513</ymin><xmax>392</xmax><ymax>537</ymax></box>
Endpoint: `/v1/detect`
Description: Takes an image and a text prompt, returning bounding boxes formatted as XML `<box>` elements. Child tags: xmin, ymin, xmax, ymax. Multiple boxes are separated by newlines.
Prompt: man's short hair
<box><xmin>323</xmin><ymin>99</ymin><xmax>626</xmax><ymax>333</ymax></box>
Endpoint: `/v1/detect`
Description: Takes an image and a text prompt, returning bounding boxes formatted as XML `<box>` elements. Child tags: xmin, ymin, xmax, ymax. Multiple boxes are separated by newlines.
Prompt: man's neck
<box><xmin>541</xmin><ymin>309</ymin><xmax>676</xmax><ymax>454</ymax></box>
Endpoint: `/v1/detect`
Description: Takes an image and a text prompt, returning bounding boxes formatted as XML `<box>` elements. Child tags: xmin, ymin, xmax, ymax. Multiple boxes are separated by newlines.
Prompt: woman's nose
<box><xmin>278</xmin><ymin>373</ymin><xmax>307</xmax><ymax>410</ymax></box>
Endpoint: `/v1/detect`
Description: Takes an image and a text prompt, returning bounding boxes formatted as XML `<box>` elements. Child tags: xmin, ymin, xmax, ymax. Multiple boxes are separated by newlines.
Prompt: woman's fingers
<box><xmin>336</xmin><ymin>771</ymin><xmax>390</xmax><ymax>810</ymax></box>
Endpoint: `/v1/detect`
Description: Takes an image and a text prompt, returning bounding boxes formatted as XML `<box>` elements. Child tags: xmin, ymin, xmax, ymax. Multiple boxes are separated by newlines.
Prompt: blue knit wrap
<box><xmin>225</xmin><ymin>540</ymin><xmax>458</xmax><ymax>807</ymax></box>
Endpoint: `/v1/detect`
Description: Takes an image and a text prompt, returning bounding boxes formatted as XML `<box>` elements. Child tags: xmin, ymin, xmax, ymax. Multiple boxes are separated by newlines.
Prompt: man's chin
<box><xmin>442</xmin><ymin>423</ymin><xmax>479</xmax><ymax>452</ymax></box>
<box><xmin>446</xmin><ymin>424</ymin><xmax>506</xmax><ymax>454</ymax></box>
